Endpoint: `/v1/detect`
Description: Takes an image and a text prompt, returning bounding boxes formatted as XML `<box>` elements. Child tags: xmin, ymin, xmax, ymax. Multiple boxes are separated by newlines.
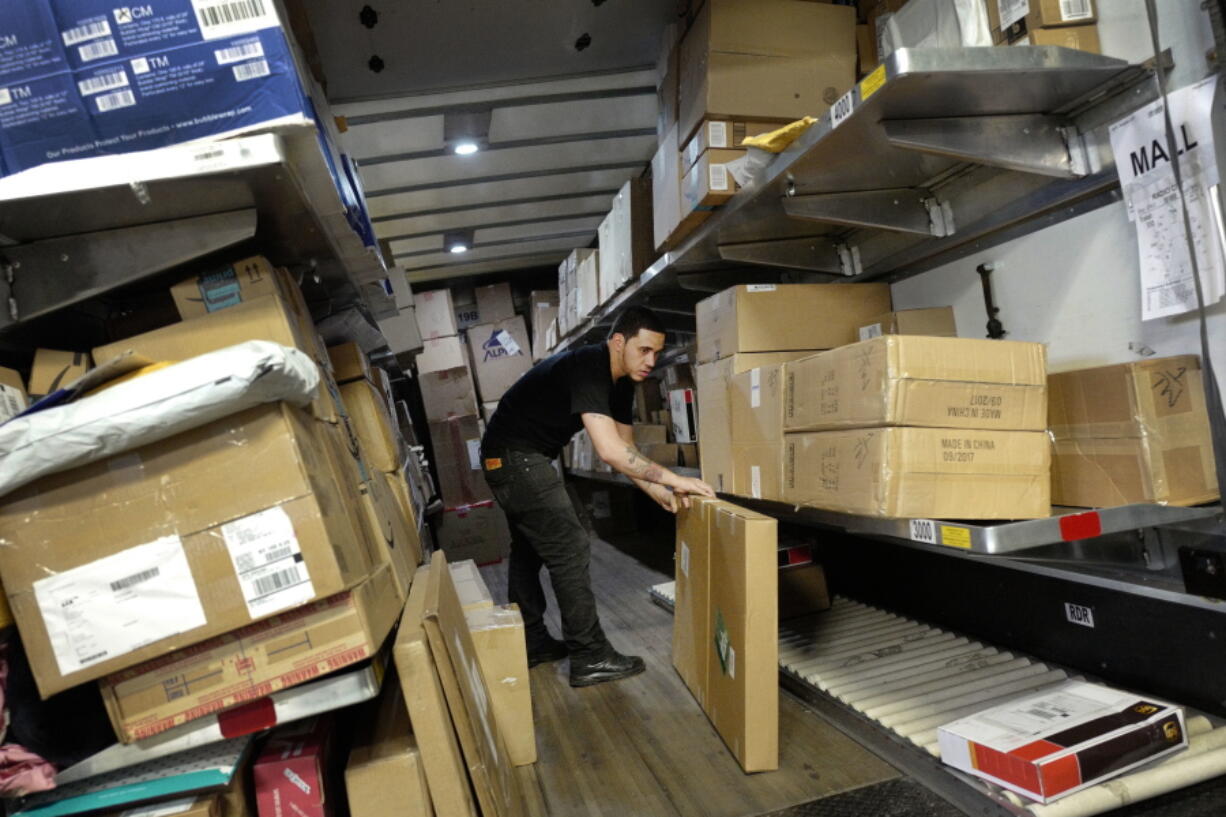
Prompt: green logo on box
<box><xmin>714</xmin><ymin>609</ymin><xmax>731</xmax><ymax>676</ymax></box>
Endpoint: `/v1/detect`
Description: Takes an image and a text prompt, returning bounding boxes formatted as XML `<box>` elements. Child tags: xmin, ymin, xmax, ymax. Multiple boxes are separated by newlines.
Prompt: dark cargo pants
<box><xmin>480</xmin><ymin>448</ymin><xmax>609</xmax><ymax>660</ymax></box>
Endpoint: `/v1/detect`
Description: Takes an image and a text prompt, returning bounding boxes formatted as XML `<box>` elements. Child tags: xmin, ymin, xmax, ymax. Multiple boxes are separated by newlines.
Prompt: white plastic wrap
<box><xmin>0</xmin><ymin>341</ymin><xmax>319</xmax><ymax>499</ymax></box>
<box><xmin>879</xmin><ymin>0</ymin><xmax>992</xmax><ymax>60</ymax></box>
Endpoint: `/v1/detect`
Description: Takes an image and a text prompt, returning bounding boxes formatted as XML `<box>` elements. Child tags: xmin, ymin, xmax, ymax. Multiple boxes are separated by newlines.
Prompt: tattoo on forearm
<box><xmin>623</xmin><ymin>445</ymin><xmax>665</xmax><ymax>483</ymax></box>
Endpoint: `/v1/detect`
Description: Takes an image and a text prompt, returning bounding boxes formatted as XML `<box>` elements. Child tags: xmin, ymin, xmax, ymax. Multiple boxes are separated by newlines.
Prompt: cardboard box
<box><xmin>394</xmin><ymin>566</ymin><xmax>478</xmax><ymax>817</ymax></box>
<box><xmin>597</xmin><ymin>179</ymin><xmax>655</xmax><ymax>304</ymax></box>
<box><xmin>429</xmin><ymin>414</ymin><xmax>492</xmax><ymax>507</ymax></box>
<box><xmin>730</xmin><ymin>364</ymin><xmax>787</xmax><ymax>445</ymax></box>
<box><xmin>170</xmin><ymin>256</ymin><xmax>281</xmax><ymax>320</ymax></box>
<box><xmin>785</xmin><ymin>336</ymin><xmax>1048</xmax><ymax>433</ymax></box>
<box><xmin>784</xmin><ymin>427</ymin><xmax>1051</xmax><ymax>518</ymax></box>
<box><xmin>696</xmin><ymin>284</ymin><xmax>891</xmax><ymax>364</ymax></box>
<box><xmin>706</xmin><ymin>501</ymin><xmax>779</xmax><ymax>772</ymax></box>
<box><xmin>417</xmin><ymin>335</ymin><xmax>468</xmax><ymax>375</ymax></box>
<box><xmin>100</xmin><ymin>795</ymin><xmax>222</xmax><ymax>817</ymax></box>
<box><xmin>857</xmin><ymin>23</ymin><xmax>878</xmax><ymax>74</ymax></box>
<box><xmin>657</xmin><ymin>23</ymin><xmax>681</xmax><ymax>141</ymax></box>
<box><xmin>697</xmin><ymin>352</ymin><xmax>811</xmax><ymax>492</ymax></box>
<box><xmin>1047</xmin><ymin>356</ymin><xmax>1217</xmax><ymax>507</ymax></box>
<box><xmin>634</xmin><ymin>380</ymin><xmax>664</xmax><ymax>424</ymax></box>
<box><xmin>386</xmin><ymin>269</ymin><xmax>416</xmax><ymax>310</ymax></box>
<box><xmin>360</xmin><ymin>470</ymin><xmax>420</xmax><ymax>597</ymax></box>
<box><xmin>0</xmin><ymin>366</ymin><xmax>27</xmax><ymax>422</ymax></box>
<box><xmin>673</xmin><ymin>498</ymin><xmax>720</xmax><ymax>704</ymax></box>
<box><xmin>378</xmin><ymin>309</ymin><xmax>424</xmax><ymax>355</ymax></box>
<box><xmin>100</xmin><ymin>565</ymin><xmax>401</xmax><ymax>743</ymax></box>
<box><xmin>1017</xmin><ymin>23</ymin><xmax>1101</xmax><ymax>53</ymax></box>
<box><xmin>634</xmin><ymin>424</ymin><xmax>669</xmax><ymax>446</ymax></box>
<box><xmin>28</xmin><ymin>348</ymin><xmax>90</xmax><ymax>397</ymax></box>
<box><xmin>451</xmin><ymin>559</ymin><xmax>495</xmax><ymax>611</ymax></box>
<box><xmin>434</xmin><ymin>501</ymin><xmax>510</xmax><ymax>565</ymax></box>
<box><xmin>669</xmin><ymin>388</ymin><xmax>697</xmax><ymax>443</ymax></box>
<box><xmin>678</xmin><ymin>0</ymin><xmax>856</xmax><ymax>143</ymax></box>
<box><xmin>680</xmin><ymin>443</ymin><xmax>700</xmax><ymax>468</ymax></box>
<box><xmin>779</xmin><ymin>562</ymin><xmax>830</xmax><ymax>620</ymax></box>
<box><xmin>530</xmin><ymin>291</ymin><xmax>559</xmax><ymax>362</ymax></box>
<box><xmin>475</xmin><ymin>282</ymin><xmax>515</xmax><ymax>324</ymax></box>
<box><xmin>642</xmin><ymin>442</ymin><xmax>680</xmax><ymax>466</ymax></box>
<box><xmin>1011</xmin><ymin>0</ymin><xmax>1097</xmax><ymax>29</ymax></box>
<box><xmin>454</xmin><ymin>298</ymin><xmax>484</xmax><ymax>332</ymax></box>
<box><xmin>0</xmin><ymin>403</ymin><xmax>374</xmax><ymax>697</ymax></box>
<box><xmin>467</xmin><ymin>316</ymin><xmax>532</xmax><ymax>402</ymax></box>
<box><xmin>938</xmin><ymin>680</ymin><xmax>1185</xmax><ymax>804</ymax></box>
<box><xmin>652</xmin><ymin>124</ymin><xmax>684</xmax><ymax>252</ymax></box>
<box><xmin>328</xmin><ymin>342</ymin><xmax>371</xmax><ymax>385</ymax></box>
<box><xmin>575</xmin><ymin>250</ymin><xmax>600</xmax><ymax>320</ymax></box>
<box><xmin>858</xmin><ymin>307</ymin><xmax>957</xmax><ymax>340</ymax></box>
<box><xmin>731</xmin><ymin>443</ymin><xmax>783</xmax><ymax>501</ymax></box>
<box><xmin>340</xmin><ymin>378</ymin><xmax>403</xmax><ymax>473</ymax></box>
<box><xmin>414</xmin><ymin>289</ymin><xmax>458</xmax><ymax>340</ymax></box>
<box><xmin>255</xmin><ymin>717</ymin><xmax>333</xmax><ymax>817</ymax></box>
<box><xmin>420</xmin><ymin>366</ymin><xmax>479</xmax><ymax>423</ymax></box>
<box><xmin>345</xmin><ymin>679</ymin><xmax>431</xmax><ymax>817</ymax></box>
<box><xmin>467</xmin><ymin>604</ymin><xmax>535</xmax><ymax>766</ymax></box>
<box><xmin>681</xmin><ymin>121</ymin><xmax>776</xmax><ymax>174</ymax></box>
<box><xmin>681</xmin><ymin>148</ymin><xmax>743</xmax><ymax>219</ymax></box>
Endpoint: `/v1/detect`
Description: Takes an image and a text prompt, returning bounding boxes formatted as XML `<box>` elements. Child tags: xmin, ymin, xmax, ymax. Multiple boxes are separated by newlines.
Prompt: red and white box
<box><xmin>254</xmin><ymin>717</ymin><xmax>334</xmax><ymax>817</ymax></box>
<box><xmin>938</xmin><ymin>680</ymin><xmax>1187</xmax><ymax>804</ymax></box>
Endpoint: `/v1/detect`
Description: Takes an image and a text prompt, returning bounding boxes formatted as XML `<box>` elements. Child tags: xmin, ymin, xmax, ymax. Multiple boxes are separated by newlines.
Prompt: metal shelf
<box><xmin>567</xmin><ymin>466</ymin><xmax>700</xmax><ymax>487</ymax></box>
<box><xmin>0</xmin><ymin>125</ymin><xmax>386</xmax><ymax>332</ymax></box>
<box><xmin>555</xmin><ymin>47</ymin><xmax>1147</xmax><ymax>351</ymax></box>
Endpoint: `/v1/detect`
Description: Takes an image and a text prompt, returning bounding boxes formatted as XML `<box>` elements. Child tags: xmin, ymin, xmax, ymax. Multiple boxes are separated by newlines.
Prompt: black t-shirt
<box><xmin>482</xmin><ymin>342</ymin><xmax>634</xmax><ymax>458</ymax></box>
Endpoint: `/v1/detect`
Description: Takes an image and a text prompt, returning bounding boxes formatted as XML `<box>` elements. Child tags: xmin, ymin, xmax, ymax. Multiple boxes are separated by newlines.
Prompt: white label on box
<box><xmin>1059</xmin><ymin>0</ymin><xmax>1092</xmax><ymax>21</ymax></box>
<box><xmin>0</xmin><ymin>88</ymin><xmax>11</xmax><ymax>107</ymax></box>
<box><xmin>750</xmin><ymin>367</ymin><xmax>761</xmax><ymax>408</ymax></box>
<box><xmin>998</xmin><ymin>0</ymin><xmax>1028</xmax><ymax>28</ymax></box>
<box><xmin>34</xmin><ymin>536</ymin><xmax>207</xmax><ymax>676</ymax></box>
<box><xmin>709</xmin><ymin>164</ymin><xmax>730</xmax><ymax>192</ymax></box>
<box><xmin>0</xmin><ymin>383</ymin><xmax>26</xmax><ymax>422</ymax></box>
<box><xmin>77</xmin><ymin>68</ymin><xmax>129</xmax><ymax>97</ymax></box>
<box><xmin>681</xmin><ymin>542</ymin><xmax>690</xmax><ymax>577</ymax></box>
<box><xmin>830</xmin><ymin>89</ymin><xmax>855</xmax><ymax>129</ymax></box>
<box><xmin>909</xmin><ymin>519</ymin><xmax>938</xmax><ymax>544</ymax></box>
<box><xmin>222</xmin><ymin>507</ymin><xmax>315</xmax><ymax>618</ymax></box>
<box><xmin>727</xmin><ymin>645</ymin><xmax>736</xmax><ymax>679</ymax></box>
<box><xmin>120</xmin><ymin>798</ymin><xmax>198</xmax><ymax>817</ymax></box>
<box><xmin>79</xmin><ymin>38</ymin><xmax>119</xmax><ymax>62</ymax></box>
<box><xmin>467</xmin><ymin>438</ymin><xmax>481</xmax><ymax>470</ymax></box>
<box><xmin>751</xmin><ymin>465</ymin><xmax>762</xmax><ymax>499</ymax></box>
<box><xmin>495</xmin><ymin>329</ymin><xmax>522</xmax><ymax>357</ymax></box>
<box><xmin>1065</xmin><ymin>602</ymin><xmax>1095</xmax><ymax>628</ymax></box>
<box><xmin>192</xmin><ymin>0</ymin><xmax>280</xmax><ymax>40</ymax></box>
<box><xmin>62</xmin><ymin>19</ymin><xmax>112</xmax><ymax>46</ymax></box>
<box><xmin>709</xmin><ymin>121</ymin><xmax>729</xmax><ymax>148</ymax></box>
<box><xmin>214</xmin><ymin>39</ymin><xmax>265</xmax><ymax>65</ymax></box>
<box><xmin>746</xmin><ymin>284</ymin><xmax>776</xmax><ymax>292</ymax></box>
<box><xmin>858</xmin><ymin>323</ymin><xmax>883</xmax><ymax>341</ymax></box>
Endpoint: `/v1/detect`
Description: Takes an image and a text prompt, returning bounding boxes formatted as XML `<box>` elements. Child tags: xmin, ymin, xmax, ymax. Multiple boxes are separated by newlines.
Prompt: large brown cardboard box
<box><xmin>858</xmin><ymin>307</ymin><xmax>957</xmax><ymax>340</ymax></box>
<box><xmin>467</xmin><ymin>604</ymin><xmax>535</xmax><ymax>766</ymax></box>
<box><xmin>681</xmin><ymin>120</ymin><xmax>776</xmax><ymax>175</ymax></box>
<box><xmin>100</xmin><ymin>564</ymin><xmax>401</xmax><ymax>743</ymax></box>
<box><xmin>730</xmin><ymin>363</ymin><xmax>787</xmax><ymax>445</ymax></box>
<box><xmin>697</xmin><ymin>283</ymin><xmax>891</xmax><ymax>364</ymax></box>
<box><xmin>467</xmin><ymin>316</ymin><xmax>532</xmax><ymax>403</ymax></box>
<box><xmin>434</xmin><ymin>501</ymin><xmax>510</xmax><ymax>565</ymax></box>
<box><xmin>682</xmin><ymin>148</ymin><xmax>744</xmax><ymax>214</ymax></box>
<box><xmin>597</xmin><ymin>179</ymin><xmax>656</xmax><ymax>304</ymax></box>
<box><xmin>414</xmin><ymin>289</ymin><xmax>459</xmax><ymax>340</ymax></box>
<box><xmin>345</xmin><ymin>675</ymin><xmax>431</xmax><ymax>817</ymax></box>
<box><xmin>784</xmin><ymin>427</ymin><xmax>1051</xmax><ymax>518</ymax></box>
<box><xmin>697</xmin><ymin>352</ymin><xmax>811</xmax><ymax>492</ymax></box>
<box><xmin>328</xmin><ymin>342</ymin><xmax>372</xmax><ymax>384</ymax></box>
<box><xmin>678</xmin><ymin>0</ymin><xmax>856</xmax><ymax>143</ymax></box>
<box><xmin>360</xmin><ymin>470</ymin><xmax>421</xmax><ymax>597</ymax></box>
<box><xmin>421</xmin><ymin>366</ymin><xmax>480</xmax><ymax>423</ymax></box>
<box><xmin>1048</xmin><ymin>355</ymin><xmax>1218</xmax><ymax>506</ymax></box>
<box><xmin>417</xmin><ymin>335</ymin><xmax>468</xmax><ymax>376</ymax></box>
<box><xmin>706</xmin><ymin>501</ymin><xmax>778</xmax><ymax>772</ymax></box>
<box><xmin>731</xmin><ymin>443</ymin><xmax>784</xmax><ymax>501</ymax></box>
<box><xmin>170</xmin><ymin>256</ymin><xmax>281</xmax><ymax>320</ymax></box>
<box><xmin>673</xmin><ymin>497</ymin><xmax>719</xmax><ymax>705</ymax></box>
<box><xmin>0</xmin><ymin>404</ymin><xmax>372</xmax><ymax>697</ymax></box>
<box><xmin>430</xmin><ymin>414</ymin><xmax>493</xmax><ymax>507</ymax></box>
<box><xmin>652</xmin><ymin>124</ymin><xmax>684</xmax><ymax>252</ymax></box>
<box><xmin>530</xmin><ymin>291</ymin><xmax>560</xmax><ymax>362</ymax></box>
<box><xmin>340</xmin><ymin>378</ymin><xmax>403</xmax><ymax>473</ymax></box>
<box><xmin>475</xmin><ymin>282</ymin><xmax>515</xmax><ymax>324</ymax></box>
<box><xmin>1018</xmin><ymin>23</ymin><xmax>1101</xmax><ymax>53</ymax></box>
<box><xmin>785</xmin><ymin>336</ymin><xmax>1048</xmax><ymax>432</ymax></box>
<box><xmin>28</xmin><ymin>349</ymin><xmax>90</xmax><ymax>398</ymax></box>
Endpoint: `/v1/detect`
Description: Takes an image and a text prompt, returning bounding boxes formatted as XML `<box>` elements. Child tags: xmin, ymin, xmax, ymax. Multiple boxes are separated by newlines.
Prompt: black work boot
<box><xmin>526</xmin><ymin>637</ymin><xmax>569</xmax><ymax>668</ymax></box>
<box><xmin>569</xmin><ymin>648</ymin><xmax>646</xmax><ymax>687</ymax></box>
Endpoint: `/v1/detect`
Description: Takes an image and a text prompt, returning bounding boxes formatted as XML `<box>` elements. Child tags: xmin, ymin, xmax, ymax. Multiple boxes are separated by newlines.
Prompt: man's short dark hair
<box><xmin>609</xmin><ymin>306</ymin><xmax>665</xmax><ymax>340</ymax></box>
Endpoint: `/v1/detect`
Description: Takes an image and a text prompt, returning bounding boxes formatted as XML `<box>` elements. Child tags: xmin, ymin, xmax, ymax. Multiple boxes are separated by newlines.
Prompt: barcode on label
<box><xmin>1059</xmin><ymin>0</ymin><xmax>1091</xmax><ymax>21</ymax></box>
<box><xmin>0</xmin><ymin>385</ymin><xmax>24</xmax><ymax>421</ymax></box>
<box><xmin>194</xmin><ymin>148</ymin><xmax>225</xmax><ymax>163</ymax></box>
<box><xmin>1026</xmin><ymin>707</ymin><xmax>1057</xmax><ymax>720</ymax></box>
<box><xmin>63</xmin><ymin>19</ymin><xmax>112</xmax><ymax>46</ymax></box>
<box><xmin>78</xmin><ymin>69</ymin><xmax>129</xmax><ymax>96</ymax></box>
<box><xmin>198</xmin><ymin>0</ymin><xmax>269</xmax><ymax>29</ymax></box>
<box><xmin>214</xmin><ymin>40</ymin><xmax>264</xmax><ymax>65</ymax></box>
<box><xmin>110</xmin><ymin>566</ymin><xmax>160</xmax><ymax>592</ymax></box>
<box><xmin>80</xmin><ymin>38</ymin><xmax>119</xmax><ymax>62</ymax></box>
<box><xmin>232</xmin><ymin>60</ymin><xmax>270</xmax><ymax>81</ymax></box>
<box><xmin>253</xmin><ymin>566</ymin><xmax>304</xmax><ymax>597</ymax></box>
<box><xmin>709</xmin><ymin>164</ymin><xmax>729</xmax><ymax>192</ymax></box>
<box><xmin>96</xmin><ymin>89</ymin><xmax>136</xmax><ymax>112</ymax></box>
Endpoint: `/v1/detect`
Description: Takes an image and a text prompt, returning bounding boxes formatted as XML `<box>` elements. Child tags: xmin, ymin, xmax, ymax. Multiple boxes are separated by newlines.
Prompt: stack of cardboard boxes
<box><xmin>465</xmin><ymin>282</ymin><xmax>533</xmax><ymax>415</ymax></box>
<box><xmin>557</xmin><ymin>248</ymin><xmax>599</xmax><ymax>339</ymax></box>
<box><xmin>530</xmin><ymin>290</ymin><xmax>560</xmax><ymax>362</ymax></box>
<box><xmin>377</xmin><ymin>269</ymin><xmax>424</xmax><ymax>356</ymax></box>
<box><xmin>597</xmin><ymin>179</ymin><xmax>656</xmax><ymax>307</ymax></box>
<box><xmin>988</xmin><ymin>0</ymin><xmax>1100</xmax><ymax>52</ymax></box>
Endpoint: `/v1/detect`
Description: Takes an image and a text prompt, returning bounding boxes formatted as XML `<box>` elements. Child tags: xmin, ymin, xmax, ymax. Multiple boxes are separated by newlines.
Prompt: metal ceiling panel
<box><xmin>404</xmin><ymin>253</ymin><xmax>568</xmax><ymax>284</ymax></box>
<box><xmin>489</xmin><ymin>95</ymin><xmax>656</xmax><ymax>142</ymax></box>
<box><xmin>475</xmin><ymin>215</ymin><xmax>604</xmax><ymax>244</ymax></box>
<box><xmin>343</xmin><ymin>116</ymin><xmax>444</xmax><ymax>159</ymax></box>
<box><xmin>398</xmin><ymin>235</ymin><xmax>588</xmax><ymax>271</ymax></box>
<box><xmin>359</xmin><ymin>135</ymin><xmax>656</xmax><ymax>192</ymax></box>
<box><xmin>387</xmin><ymin>234</ymin><xmax>444</xmax><ymax>256</ymax></box>
<box><xmin>374</xmin><ymin>193</ymin><xmax>617</xmax><ymax>240</ymax></box>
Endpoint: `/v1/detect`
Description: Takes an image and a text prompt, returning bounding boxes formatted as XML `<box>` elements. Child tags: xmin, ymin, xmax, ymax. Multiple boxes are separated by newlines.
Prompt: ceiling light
<box><xmin>444</xmin><ymin>229</ymin><xmax>474</xmax><ymax>255</ymax></box>
<box><xmin>449</xmin><ymin>243</ymin><xmax>469</xmax><ymax>254</ymax></box>
<box><xmin>453</xmin><ymin>141</ymin><xmax>480</xmax><ymax>156</ymax></box>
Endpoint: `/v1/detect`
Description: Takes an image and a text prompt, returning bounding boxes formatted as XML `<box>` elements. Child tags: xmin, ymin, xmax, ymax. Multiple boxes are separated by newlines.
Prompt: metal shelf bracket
<box><xmin>837</xmin><ymin>242</ymin><xmax>862</xmax><ymax>277</ymax></box>
<box><xmin>717</xmin><ymin>236</ymin><xmax>844</xmax><ymax>272</ymax></box>
<box><xmin>882</xmin><ymin>114</ymin><xmax>1088</xmax><ymax>179</ymax></box>
<box><xmin>783</xmin><ymin>189</ymin><xmax>956</xmax><ymax>237</ymax></box>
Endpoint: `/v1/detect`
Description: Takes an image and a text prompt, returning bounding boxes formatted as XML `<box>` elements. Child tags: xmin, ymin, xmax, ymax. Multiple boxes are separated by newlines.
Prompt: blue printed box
<box><xmin>0</xmin><ymin>70</ymin><xmax>97</xmax><ymax>171</ymax></box>
<box><xmin>0</xmin><ymin>0</ymin><xmax>71</xmax><ymax>83</ymax></box>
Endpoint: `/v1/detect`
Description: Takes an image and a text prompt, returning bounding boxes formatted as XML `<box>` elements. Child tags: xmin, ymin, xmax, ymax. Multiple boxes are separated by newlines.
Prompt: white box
<box><xmin>385</xmin><ymin>270</ymin><xmax>415</xmax><ymax>310</ymax></box>
<box><xmin>669</xmin><ymin>388</ymin><xmax>697</xmax><ymax>444</ymax></box>
<box><xmin>378</xmin><ymin>309</ymin><xmax>423</xmax><ymax>355</ymax></box>
<box><xmin>414</xmin><ymin>290</ymin><xmax>458</xmax><ymax>340</ymax></box>
<box><xmin>417</xmin><ymin>336</ymin><xmax>468</xmax><ymax>375</ymax></box>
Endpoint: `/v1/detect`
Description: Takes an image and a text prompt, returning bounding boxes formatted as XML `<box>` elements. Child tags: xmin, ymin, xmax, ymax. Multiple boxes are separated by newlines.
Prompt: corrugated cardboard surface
<box><xmin>779</xmin><ymin>563</ymin><xmax>830</xmax><ymax>620</ymax></box>
<box><xmin>28</xmin><ymin>348</ymin><xmax>91</xmax><ymax>397</ymax></box>
<box><xmin>859</xmin><ymin>307</ymin><xmax>957</xmax><ymax>339</ymax></box>
<box><xmin>682</xmin><ymin>148</ymin><xmax>743</xmax><ymax>213</ymax></box>
<box><xmin>785</xmin><ymin>336</ymin><xmax>1048</xmax><ymax>432</ymax></box>
<box><xmin>673</xmin><ymin>498</ymin><xmax>718</xmax><ymax>706</ymax></box>
<box><xmin>696</xmin><ymin>284</ymin><xmax>891</xmax><ymax>364</ymax></box>
<box><xmin>360</xmin><ymin>471</ymin><xmax>419</xmax><ymax>599</ymax></box>
<box><xmin>170</xmin><ymin>256</ymin><xmax>280</xmax><ymax>321</ymax></box>
<box><xmin>101</xmin><ymin>565</ymin><xmax>401</xmax><ymax>743</ymax></box>
<box><xmin>731</xmin><ymin>442</ymin><xmax>784</xmax><ymax>501</ymax></box>
<box><xmin>784</xmin><ymin>428</ymin><xmax>1050</xmax><ymax>518</ymax></box>
<box><xmin>395</xmin><ymin>565</ymin><xmax>477</xmax><ymax>817</ymax></box>
<box><xmin>1048</xmin><ymin>356</ymin><xmax>1204</xmax><ymax>439</ymax></box>
<box><xmin>0</xmin><ymin>404</ymin><xmax>372</xmax><ymax>697</ymax></box>
<box><xmin>706</xmin><ymin>502</ymin><xmax>778</xmax><ymax>773</ymax></box>
<box><xmin>435</xmin><ymin>502</ymin><xmax>510</xmax><ymax>566</ymax></box>
<box><xmin>429</xmin><ymin>415</ymin><xmax>493</xmax><ymax>507</ymax></box>
<box><xmin>730</xmin><ymin>364</ymin><xmax>786</xmax><ymax>444</ymax></box>
<box><xmin>1021</xmin><ymin>23</ymin><xmax>1100</xmax><ymax>52</ymax></box>
<box><xmin>328</xmin><ymin>342</ymin><xmax>371</xmax><ymax>384</ymax></box>
<box><xmin>421</xmin><ymin>366</ymin><xmax>480</xmax><ymax>423</ymax></box>
<box><xmin>1025</xmin><ymin>0</ymin><xmax>1097</xmax><ymax>28</ymax></box>
<box><xmin>418</xmin><ymin>336</ymin><xmax>469</xmax><ymax>376</ymax></box>
<box><xmin>340</xmin><ymin>379</ymin><xmax>402</xmax><ymax>473</ymax></box>
<box><xmin>467</xmin><ymin>604</ymin><xmax>535</xmax><ymax>767</ymax></box>
<box><xmin>681</xmin><ymin>120</ymin><xmax>777</xmax><ymax>175</ymax></box>
<box><xmin>1052</xmin><ymin>436</ymin><xmax>1218</xmax><ymax>507</ymax></box>
<box><xmin>415</xmin><ymin>290</ymin><xmax>459</xmax><ymax>340</ymax></box>
<box><xmin>467</xmin><ymin>316</ymin><xmax>532</xmax><ymax>403</ymax></box>
<box><xmin>345</xmin><ymin>676</ymin><xmax>432</xmax><ymax>817</ymax></box>
<box><xmin>475</xmin><ymin>283</ymin><xmax>515</xmax><ymax>324</ymax></box>
<box><xmin>530</xmin><ymin>292</ymin><xmax>560</xmax><ymax>362</ymax></box>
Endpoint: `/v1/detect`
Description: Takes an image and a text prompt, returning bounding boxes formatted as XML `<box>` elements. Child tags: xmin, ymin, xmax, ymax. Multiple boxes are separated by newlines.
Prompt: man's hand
<box><xmin>647</xmin><ymin>483</ymin><xmax>682</xmax><ymax>513</ymax></box>
<box><xmin>670</xmin><ymin>475</ymin><xmax>716</xmax><ymax>499</ymax></box>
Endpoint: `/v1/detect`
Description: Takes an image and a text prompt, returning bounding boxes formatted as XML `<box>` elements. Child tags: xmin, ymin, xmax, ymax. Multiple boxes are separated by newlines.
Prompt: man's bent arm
<box><xmin>583</xmin><ymin>413</ymin><xmax>675</xmax><ymax>487</ymax></box>
<box><xmin>615</xmin><ymin>421</ymin><xmax>662</xmax><ymax>496</ymax></box>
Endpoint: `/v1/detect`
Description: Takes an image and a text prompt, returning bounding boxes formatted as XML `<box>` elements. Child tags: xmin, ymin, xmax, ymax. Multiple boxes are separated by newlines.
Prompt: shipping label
<box><xmin>998</xmin><ymin>0</ymin><xmax>1029</xmax><ymax>28</ymax></box>
<box><xmin>0</xmin><ymin>383</ymin><xmax>26</xmax><ymax>422</ymax></box>
<box><xmin>222</xmin><ymin>506</ymin><xmax>315</xmax><ymax>618</ymax></box>
<box><xmin>34</xmin><ymin>536</ymin><xmax>207</xmax><ymax>676</ymax></box>
<box><xmin>750</xmin><ymin>465</ymin><xmax>762</xmax><ymax>499</ymax></box>
<box><xmin>750</xmin><ymin>367</ymin><xmax>761</xmax><ymax>409</ymax></box>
